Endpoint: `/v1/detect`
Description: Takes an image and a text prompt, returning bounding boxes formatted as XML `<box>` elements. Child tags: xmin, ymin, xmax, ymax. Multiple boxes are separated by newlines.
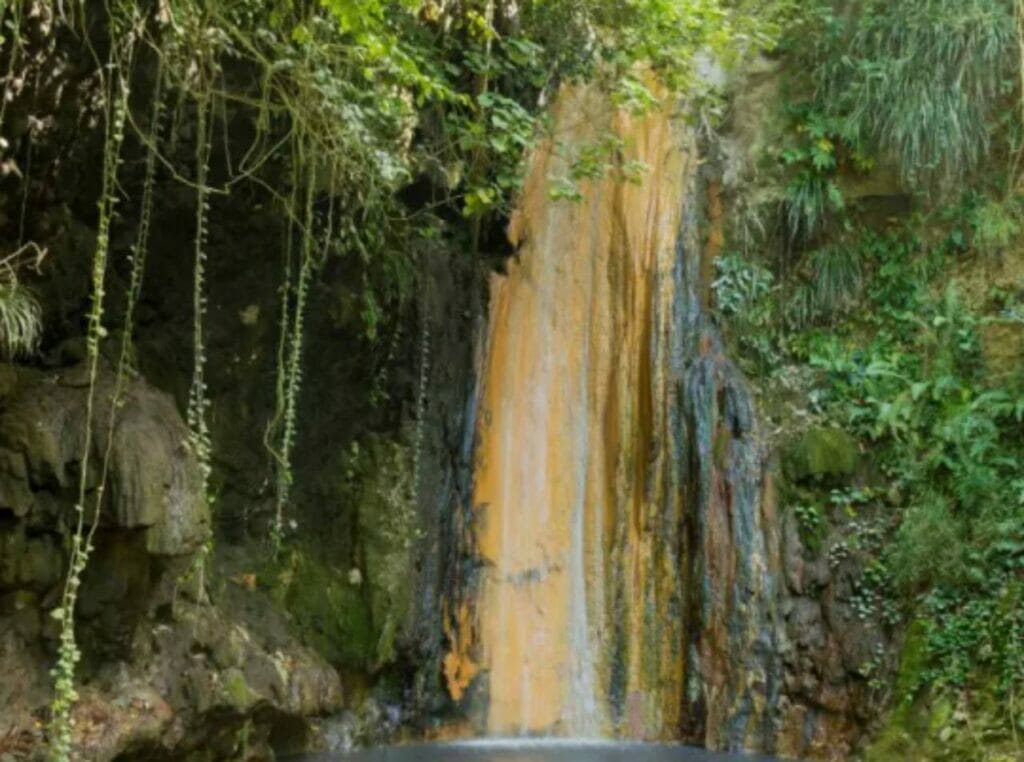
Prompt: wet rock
<box><xmin>788</xmin><ymin>598</ymin><xmax>825</xmax><ymax>651</ymax></box>
<box><xmin>783</xmin><ymin>511</ymin><xmax>806</xmax><ymax>594</ymax></box>
<box><xmin>0</xmin><ymin>526</ymin><xmax>63</xmax><ymax>591</ymax></box>
<box><xmin>0</xmin><ymin>449</ymin><xmax>32</xmax><ymax>517</ymax></box>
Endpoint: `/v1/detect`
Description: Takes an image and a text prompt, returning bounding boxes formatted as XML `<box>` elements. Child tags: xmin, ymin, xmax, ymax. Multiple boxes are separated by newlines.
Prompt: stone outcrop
<box><xmin>0</xmin><ymin>363</ymin><xmax>342</xmax><ymax>760</ymax></box>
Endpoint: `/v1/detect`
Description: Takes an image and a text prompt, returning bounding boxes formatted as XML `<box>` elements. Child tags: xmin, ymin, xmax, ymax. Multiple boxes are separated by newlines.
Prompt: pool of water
<box><xmin>295</xmin><ymin>739</ymin><xmax>779</xmax><ymax>761</ymax></box>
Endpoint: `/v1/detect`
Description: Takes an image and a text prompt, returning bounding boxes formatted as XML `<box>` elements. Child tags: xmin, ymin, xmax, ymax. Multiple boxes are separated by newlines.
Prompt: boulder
<box><xmin>0</xmin><ymin>362</ymin><xmax>207</xmax><ymax>556</ymax></box>
<box><xmin>0</xmin><ymin>363</ymin><xmax>342</xmax><ymax>760</ymax></box>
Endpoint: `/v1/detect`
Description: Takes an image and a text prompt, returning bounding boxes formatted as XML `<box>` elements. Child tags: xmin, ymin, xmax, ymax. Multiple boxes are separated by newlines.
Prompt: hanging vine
<box><xmin>120</xmin><ymin>59</ymin><xmax>164</xmax><ymax>359</ymax></box>
<box><xmin>411</xmin><ymin>288</ymin><xmax>430</xmax><ymax>509</ymax></box>
<box><xmin>47</xmin><ymin>38</ymin><xmax>132</xmax><ymax>762</ymax></box>
<box><xmin>184</xmin><ymin>84</ymin><xmax>215</xmax><ymax>593</ymax></box>
<box><xmin>270</xmin><ymin>135</ymin><xmax>315</xmax><ymax>555</ymax></box>
<box><xmin>0</xmin><ymin>0</ymin><xmax>24</xmax><ymax>136</ymax></box>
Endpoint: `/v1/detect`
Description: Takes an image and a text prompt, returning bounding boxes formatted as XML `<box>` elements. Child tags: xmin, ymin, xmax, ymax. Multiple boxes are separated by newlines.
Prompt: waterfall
<box><xmin>447</xmin><ymin>83</ymin><xmax>784</xmax><ymax>751</ymax></box>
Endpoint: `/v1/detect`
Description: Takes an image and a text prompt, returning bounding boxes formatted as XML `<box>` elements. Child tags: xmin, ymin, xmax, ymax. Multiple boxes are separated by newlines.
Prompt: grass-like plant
<box><xmin>806</xmin><ymin>243</ymin><xmax>864</xmax><ymax>322</ymax></box>
<box><xmin>0</xmin><ymin>273</ymin><xmax>41</xmax><ymax>358</ymax></box>
<box><xmin>818</xmin><ymin>0</ymin><xmax>1015</xmax><ymax>183</ymax></box>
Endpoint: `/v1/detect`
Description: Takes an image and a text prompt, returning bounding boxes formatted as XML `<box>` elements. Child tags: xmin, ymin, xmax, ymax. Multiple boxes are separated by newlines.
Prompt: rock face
<box><xmin>0</xmin><ymin>362</ymin><xmax>207</xmax><ymax>557</ymax></box>
<box><xmin>0</xmin><ymin>363</ymin><xmax>341</xmax><ymax>760</ymax></box>
<box><xmin>774</xmin><ymin>511</ymin><xmax>895</xmax><ymax>761</ymax></box>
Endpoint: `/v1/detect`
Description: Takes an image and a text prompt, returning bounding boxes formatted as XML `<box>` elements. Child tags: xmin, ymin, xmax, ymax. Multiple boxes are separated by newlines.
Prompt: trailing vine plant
<box><xmin>50</xmin><ymin>46</ymin><xmax>169</xmax><ymax>759</ymax></box>
<box><xmin>0</xmin><ymin>0</ymin><xmax>24</xmax><ymax>136</ymax></box>
<box><xmin>411</xmin><ymin>288</ymin><xmax>430</xmax><ymax>510</ymax></box>
<box><xmin>264</xmin><ymin>166</ymin><xmax>296</xmax><ymax>542</ymax></box>
<box><xmin>47</xmin><ymin>29</ymin><xmax>132</xmax><ymax>761</ymax></box>
<box><xmin>270</xmin><ymin>138</ymin><xmax>316</xmax><ymax>555</ymax></box>
<box><xmin>121</xmin><ymin>59</ymin><xmax>164</xmax><ymax>359</ymax></box>
<box><xmin>184</xmin><ymin>86</ymin><xmax>214</xmax><ymax>593</ymax></box>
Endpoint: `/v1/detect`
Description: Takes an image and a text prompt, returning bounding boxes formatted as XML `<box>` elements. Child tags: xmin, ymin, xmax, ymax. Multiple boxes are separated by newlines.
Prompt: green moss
<box><xmin>783</xmin><ymin>426</ymin><xmax>859</xmax><ymax>483</ymax></box>
<box><xmin>260</xmin><ymin>436</ymin><xmax>418</xmax><ymax>674</ymax></box>
<box><xmin>865</xmin><ymin>622</ymin><xmax>928</xmax><ymax>760</ymax></box>
<box><xmin>266</xmin><ymin>547</ymin><xmax>378</xmax><ymax>671</ymax></box>
<box><xmin>221</xmin><ymin>668</ymin><xmax>258</xmax><ymax>711</ymax></box>
<box><xmin>896</xmin><ymin>621</ymin><xmax>930</xmax><ymax>698</ymax></box>
<box><xmin>712</xmin><ymin>428</ymin><xmax>732</xmax><ymax>470</ymax></box>
<box><xmin>979</xmin><ymin>320</ymin><xmax>1024</xmax><ymax>381</ymax></box>
<box><xmin>867</xmin><ymin>625</ymin><xmax>1022</xmax><ymax>761</ymax></box>
<box><xmin>355</xmin><ymin>437</ymin><xmax>419</xmax><ymax>668</ymax></box>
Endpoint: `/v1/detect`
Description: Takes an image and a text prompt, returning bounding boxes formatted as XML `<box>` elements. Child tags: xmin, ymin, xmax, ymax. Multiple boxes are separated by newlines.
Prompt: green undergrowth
<box><xmin>719</xmin><ymin>214</ymin><xmax>1024</xmax><ymax>751</ymax></box>
<box><xmin>715</xmin><ymin>1</ymin><xmax>1024</xmax><ymax>748</ymax></box>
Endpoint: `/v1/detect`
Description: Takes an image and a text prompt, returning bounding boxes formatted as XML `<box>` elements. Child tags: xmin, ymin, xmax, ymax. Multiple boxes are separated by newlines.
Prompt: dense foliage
<box><xmin>714</xmin><ymin>0</ymin><xmax>1024</xmax><ymax>751</ymax></box>
<box><xmin>813</xmin><ymin>0</ymin><xmax>1017</xmax><ymax>184</ymax></box>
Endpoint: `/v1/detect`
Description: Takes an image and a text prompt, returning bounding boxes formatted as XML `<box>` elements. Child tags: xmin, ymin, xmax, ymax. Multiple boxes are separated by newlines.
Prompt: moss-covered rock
<box><xmin>265</xmin><ymin>436</ymin><xmax>419</xmax><ymax>674</ymax></box>
<box><xmin>0</xmin><ymin>363</ymin><xmax>208</xmax><ymax>557</ymax></box>
<box><xmin>867</xmin><ymin>622</ymin><xmax>1022</xmax><ymax>761</ymax></box>
<box><xmin>865</xmin><ymin>620</ymin><xmax>934</xmax><ymax>760</ymax></box>
<box><xmin>221</xmin><ymin>667</ymin><xmax>260</xmax><ymax>712</ymax></box>
<box><xmin>783</xmin><ymin>426</ymin><xmax>860</xmax><ymax>483</ymax></box>
<box><xmin>355</xmin><ymin>437</ymin><xmax>419</xmax><ymax>669</ymax></box>
<box><xmin>265</xmin><ymin>545</ymin><xmax>377</xmax><ymax>671</ymax></box>
<box><xmin>979</xmin><ymin>319</ymin><xmax>1024</xmax><ymax>381</ymax></box>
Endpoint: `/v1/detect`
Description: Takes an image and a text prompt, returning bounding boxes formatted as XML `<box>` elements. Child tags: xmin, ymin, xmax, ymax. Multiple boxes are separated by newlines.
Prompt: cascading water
<box><xmin>446</xmin><ymin>84</ymin><xmax>784</xmax><ymax>752</ymax></box>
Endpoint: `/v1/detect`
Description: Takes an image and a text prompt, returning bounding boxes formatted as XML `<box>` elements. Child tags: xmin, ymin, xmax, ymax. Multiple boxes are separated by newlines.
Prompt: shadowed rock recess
<box><xmin>0</xmin><ymin>363</ymin><xmax>341</xmax><ymax>758</ymax></box>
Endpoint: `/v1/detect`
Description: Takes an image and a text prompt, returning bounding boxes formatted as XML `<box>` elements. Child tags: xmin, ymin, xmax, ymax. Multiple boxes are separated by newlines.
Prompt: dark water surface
<box><xmin>297</xmin><ymin>740</ymin><xmax>780</xmax><ymax>762</ymax></box>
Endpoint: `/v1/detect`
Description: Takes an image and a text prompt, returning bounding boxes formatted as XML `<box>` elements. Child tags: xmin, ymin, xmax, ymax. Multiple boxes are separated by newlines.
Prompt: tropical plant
<box><xmin>781</xmin><ymin>243</ymin><xmax>866</xmax><ymax>329</ymax></box>
<box><xmin>816</xmin><ymin>0</ymin><xmax>1016</xmax><ymax>183</ymax></box>
<box><xmin>0</xmin><ymin>276</ymin><xmax>40</xmax><ymax>357</ymax></box>
<box><xmin>777</xmin><ymin>103</ymin><xmax>851</xmax><ymax>240</ymax></box>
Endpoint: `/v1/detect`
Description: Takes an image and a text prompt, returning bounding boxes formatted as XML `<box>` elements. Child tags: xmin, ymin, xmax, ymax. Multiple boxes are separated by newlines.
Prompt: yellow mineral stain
<box><xmin>468</xmin><ymin>82</ymin><xmax>694</xmax><ymax>738</ymax></box>
<box><xmin>442</xmin><ymin>600</ymin><xmax>479</xmax><ymax>703</ymax></box>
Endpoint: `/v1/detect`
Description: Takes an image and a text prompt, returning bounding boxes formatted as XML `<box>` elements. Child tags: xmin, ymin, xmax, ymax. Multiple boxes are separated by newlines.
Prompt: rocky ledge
<box><xmin>0</xmin><ymin>363</ymin><xmax>341</xmax><ymax>760</ymax></box>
